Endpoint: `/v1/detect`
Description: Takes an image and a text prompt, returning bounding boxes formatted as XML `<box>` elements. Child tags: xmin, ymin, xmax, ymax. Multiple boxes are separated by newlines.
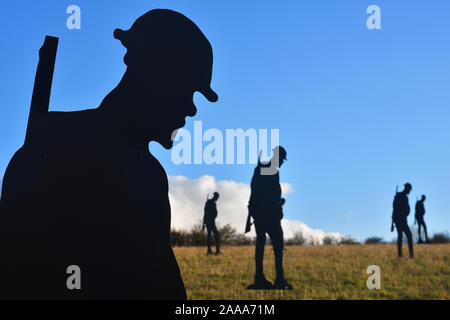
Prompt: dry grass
<box><xmin>173</xmin><ymin>244</ymin><xmax>450</xmax><ymax>300</ymax></box>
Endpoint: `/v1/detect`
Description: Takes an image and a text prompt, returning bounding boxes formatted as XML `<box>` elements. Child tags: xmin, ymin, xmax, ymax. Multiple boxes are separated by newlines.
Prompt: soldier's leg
<box><xmin>422</xmin><ymin>221</ymin><xmax>429</xmax><ymax>242</ymax></box>
<box><xmin>404</xmin><ymin>225</ymin><xmax>414</xmax><ymax>258</ymax></box>
<box><xmin>206</xmin><ymin>226</ymin><xmax>213</xmax><ymax>254</ymax></box>
<box><xmin>268</xmin><ymin>225</ymin><xmax>284</xmax><ymax>280</ymax></box>
<box><xmin>212</xmin><ymin>223</ymin><xmax>220</xmax><ymax>253</ymax></box>
<box><xmin>269</xmin><ymin>224</ymin><xmax>292</xmax><ymax>289</ymax></box>
<box><xmin>397</xmin><ymin>227</ymin><xmax>403</xmax><ymax>257</ymax></box>
<box><xmin>418</xmin><ymin>222</ymin><xmax>423</xmax><ymax>243</ymax></box>
<box><xmin>254</xmin><ymin>221</ymin><xmax>266</xmax><ymax>279</ymax></box>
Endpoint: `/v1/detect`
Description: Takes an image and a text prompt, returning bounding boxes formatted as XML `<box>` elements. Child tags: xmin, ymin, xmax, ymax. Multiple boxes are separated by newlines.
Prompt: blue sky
<box><xmin>1</xmin><ymin>0</ymin><xmax>449</xmax><ymax>241</ymax></box>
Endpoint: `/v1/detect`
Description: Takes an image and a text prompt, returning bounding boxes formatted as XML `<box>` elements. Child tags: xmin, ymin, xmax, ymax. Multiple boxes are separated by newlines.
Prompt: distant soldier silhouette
<box><xmin>415</xmin><ymin>195</ymin><xmax>429</xmax><ymax>244</ymax></box>
<box><xmin>392</xmin><ymin>183</ymin><xmax>415</xmax><ymax>258</ymax></box>
<box><xmin>203</xmin><ymin>192</ymin><xmax>220</xmax><ymax>255</ymax></box>
<box><xmin>0</xmin><ymin>9</ymin><xmax>218</xmax><ymax>299</ymax></box>
<box><xmin>247</xmin><ymin>146</ymin><xmax>292</xmax><ymax>290</ymax></box>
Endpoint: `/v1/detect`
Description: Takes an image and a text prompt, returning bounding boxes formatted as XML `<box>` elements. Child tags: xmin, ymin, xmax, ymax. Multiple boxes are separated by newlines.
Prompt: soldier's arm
<box><xmin>203</xmin><ymin>203</ymin><xmax>207</xmax><ymax>225</ymax></box>
<box><xmin>276</xmin><ymin>175</ymin><xmax>282</xmax><ymax>200</ymax></box>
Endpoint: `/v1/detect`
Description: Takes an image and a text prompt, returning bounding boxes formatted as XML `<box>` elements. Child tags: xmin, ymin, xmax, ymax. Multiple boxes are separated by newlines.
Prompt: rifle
<box><xmin>202</xmin><ymin>194</ymin><xmax>210</xmax><ymax>232</ymax></box>
<box><xmin>245</xmin><ymin>150</ymin><xmax>262</xmax><ymax>233</ymax></box>
<box><xmin>25</xmin><ymin>35</ymin><xmax>59</xmax><ymax>144</ymax></box>
<box><xmin>391</xmin><ymin>185</ymin><xmax>398</xmax><ymax>232</ymax></box>
<box><xmin>245</xmin><ymin>206</ymin><xmax>253</xmax><ymax>234</ymax></box>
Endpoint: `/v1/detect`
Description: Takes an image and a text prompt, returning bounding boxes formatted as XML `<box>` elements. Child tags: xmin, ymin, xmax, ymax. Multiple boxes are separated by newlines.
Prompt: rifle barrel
<box><xmin>25</xmin><ymin>35</ymin><xmax>59</xmax><ymax>143</ymax></box>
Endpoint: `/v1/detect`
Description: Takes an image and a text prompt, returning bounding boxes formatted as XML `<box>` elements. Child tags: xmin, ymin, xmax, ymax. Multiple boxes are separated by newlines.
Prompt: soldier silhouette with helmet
<box><xmin>0</xmin><ymin>9</ymin><xmax>218</xmax><ymax>299</ymax></box>
<box><xmin>392</xmin><ymin>183</ymin><xmax>415</xmax><ymax>258</ymax></box>
<box><xmin>203</xmin><ymin>192</ymin><xmax>221</xmax><ymax>255</ymax></box>
<box><xmin>415</xmin><ymin>195</ymin><xmax>429</xmax><ymax>244</ymax></box>
<box><xmin>247</xmin><ymin>146</ymin><xmax>292</xmax><ymax>290</ymax></box>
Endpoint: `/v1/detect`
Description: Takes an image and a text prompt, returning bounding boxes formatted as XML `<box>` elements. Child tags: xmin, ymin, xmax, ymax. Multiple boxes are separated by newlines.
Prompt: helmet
<box><xmin>273</xmin><ymin>146</ymin><xmax>287</xmax><ymax>161</ymax></box>
<box><xmin>113</xmin><ymin>9</ymin><xmax>218</xmax><ymax>102</ymax></box>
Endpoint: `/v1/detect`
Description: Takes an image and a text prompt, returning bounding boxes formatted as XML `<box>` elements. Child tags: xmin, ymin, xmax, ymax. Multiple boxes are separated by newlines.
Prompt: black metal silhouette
<box><xmin>415</xmin><ymin>195</ymin><xmax>429</xmax><ymax>244</ymax></box>
<box><xmin>203</xmin><ymin>192</ymin><xmax>220</xmax><ymax>255</ymax></box>
<box><xmin>0</xmin><ymin>9</ymin><xmax>218</xmax><ymax>299</ymax></box>
<box><xmin>247</xmin><ymin>147</ymin><xmax>292</xmax><ymax>290</ymax></box>
<box><xmin>392</xmin><ymin>183</ymin><xmax>415</xmax><ymax>258</ymax></box>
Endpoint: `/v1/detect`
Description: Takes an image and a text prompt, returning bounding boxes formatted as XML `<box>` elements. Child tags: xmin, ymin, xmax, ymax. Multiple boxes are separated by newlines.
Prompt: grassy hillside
<box><xmin>173</xmin><ymin>244</ymin><xmax>450</xmax><ymax>299</ymax></box>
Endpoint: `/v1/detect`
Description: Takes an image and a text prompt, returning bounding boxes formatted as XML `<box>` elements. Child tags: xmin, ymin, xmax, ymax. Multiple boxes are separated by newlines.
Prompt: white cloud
<box><xmin>169</xmin><ymin>175</ymin><xmax>250</xmax><ymax>232</ymax></box>
<box><xmin>280</xmin><ymin>220</ymin><xmax>345</xmax><ymax>245</ymax></box>
<box><xmin>280</xmin><ymin>182</ymin><xmax>293</xmax><ymax>195</ymax></box>
<box><xmin>168</xmin><ymin>175</ymin><xmax>347</xmax><ymax>244</ymax></box>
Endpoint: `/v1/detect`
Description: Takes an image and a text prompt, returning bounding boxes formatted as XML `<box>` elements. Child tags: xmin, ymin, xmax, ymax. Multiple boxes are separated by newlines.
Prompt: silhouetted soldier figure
<box><xmin>203</xmin><ymin>192</ymin><xmax>220</xmax><ymax>255</ymax></box>
<box><xmin>247</xmin><ymin>146</ymin><xmax>292</xmax><ymax>290</ymax></box>
<box><xmin>415</xmin><ymin>195</ymin><xmax>429</xmax><ymax>244</ymax></box>
<box><xmin>0</xmin><ymin>9</ymin><xmax>218</xmax><ymax>299</ymax></box>
<box><xmin>392</xmin><ymin>183</ymin><xmax>415</xmax><ymax>258</ymax></box>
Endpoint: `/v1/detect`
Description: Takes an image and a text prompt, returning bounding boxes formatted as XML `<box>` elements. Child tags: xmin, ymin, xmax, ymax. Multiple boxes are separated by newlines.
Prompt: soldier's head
<box><xmin>113</xmin><ymin>9</ymin><xmax>217</xmax><ymax>148</ymax></box>
<box><xmin>421</xmin><ymin>194</ymin><xmax>426</xmax><ymax>201</ymax></box>
<box><xmin>272</xmin><ymin>146</ymin><xmax>287</xmax><ymax>168</ymax></box>
<box><xmin>403</xmin><ymin>183</ymin><xmax>412</xmax><ymax>194</ymax></box>
<box><xmin>280</xmin><ymin>198</ymin><xmax>286</xmax><ymax>206</ymax></box>
<box><xmin>213</xmin><ymin>192</ymin><xmax>220</xmax><ymax>201</ymax></box>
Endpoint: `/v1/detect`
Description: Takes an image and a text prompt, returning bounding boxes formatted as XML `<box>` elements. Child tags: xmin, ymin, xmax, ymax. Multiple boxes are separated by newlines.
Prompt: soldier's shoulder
<box><xmin>29</xmin><ymin>109</ymin><xmax>99</xmax><ymax>149</ymax></box>
<box><xmin>394</xmin><ymin>192</ymin><xmax>404</xmax><ymax>199</ymax></box>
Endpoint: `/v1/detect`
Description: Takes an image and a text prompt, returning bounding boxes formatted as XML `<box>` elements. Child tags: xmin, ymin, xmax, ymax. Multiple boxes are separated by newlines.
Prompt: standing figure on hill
<box><xmin>392</xmin><ymin>183</ymin><xmax>415</xmax><ymax>258</ymax></box>
<box><xmin>203</xmin><ymin>192</ymin><xmax>221</xmax><ymax>255</ymax></box>
<box><xmin>247</xmin><ymin>146</ymin><xmax>292</xmax><ymax>290</ymax></box>
<box><xmin>415</xmin><ymin>195</ymin><xmax>429</xmax><ymax>244</ymax></box>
